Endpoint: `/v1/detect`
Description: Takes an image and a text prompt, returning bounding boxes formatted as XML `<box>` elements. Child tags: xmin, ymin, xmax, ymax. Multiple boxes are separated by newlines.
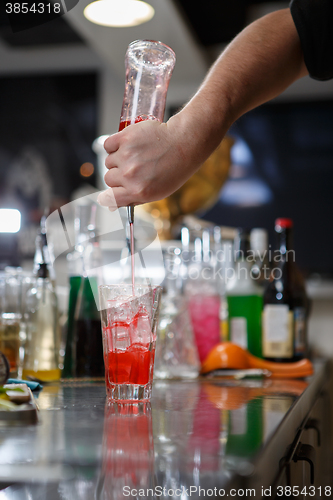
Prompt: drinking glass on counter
<box><xmin>99</xmin><ymin>284</ymin><xmax>162</xmax><ymax>402</ymax></box>
<box><xmin>22</xmin><ymin>271</ymin><xmax>61</xmax><ymax>382</ymax></box>
<box><xmin>154</xmin><ymin>248</ymin><xmax>200</xmax><ymax>379</ymax></box>
<box><xmin>186</xmin><ymin>283</ymin><xmax>221</xmax><ymax>364</ymax></box>
<box><xmin>183</xmin><ymin>227</ymin><xmax>224</xmax><ymax>364</ymax></box>
<box><xmin>0</xmin><ymin>271</ymin><xmax>22</xmax><ymax>377</ymax></box>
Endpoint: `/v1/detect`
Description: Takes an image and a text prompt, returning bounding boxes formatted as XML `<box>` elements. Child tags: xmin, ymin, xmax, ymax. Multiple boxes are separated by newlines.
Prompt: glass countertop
<box><xmin>0</xmin><ymin>375</ymin><xmax>313</xmax><ymax>499</ymax></box>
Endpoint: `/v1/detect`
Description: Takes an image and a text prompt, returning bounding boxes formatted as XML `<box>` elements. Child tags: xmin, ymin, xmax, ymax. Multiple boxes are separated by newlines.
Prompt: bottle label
<box><xmin>230</xmin><ymin>317</ymin><xmax>248</xmax><ymax>349</ymax></box>
<box><xmin>294</xmin><ymin>307</ymin><xmax>306</xmax><ymax>355</ymax></box>
<box><xmin>262</xmin><ymin>305</ymin><xmax>293</xmax><ymax>358</ymax></box>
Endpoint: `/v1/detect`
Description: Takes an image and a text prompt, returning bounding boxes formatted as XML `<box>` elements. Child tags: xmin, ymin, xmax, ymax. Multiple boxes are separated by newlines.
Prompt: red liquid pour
<box><xmin>130</xmin><ymin>222</ymin><xmax>135</xmax><ymax>293</ymax></box>
<box><xmin>119</xmin><ymin>115</ymin><xmax>150</xmax><ymax>291</ymax></box>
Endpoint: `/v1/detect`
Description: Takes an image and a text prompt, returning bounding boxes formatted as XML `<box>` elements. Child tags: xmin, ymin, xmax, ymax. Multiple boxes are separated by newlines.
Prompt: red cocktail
<box><xmin>99</xmin><ymin>284</ymin><xmax>161</xmax><ymax>402</ymax></box>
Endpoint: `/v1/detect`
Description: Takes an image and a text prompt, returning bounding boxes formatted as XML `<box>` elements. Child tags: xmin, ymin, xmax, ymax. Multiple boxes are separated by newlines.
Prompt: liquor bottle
<box><xmin>262</xmin><ymin>218</ymin><xmax>308</xmax><ymax>362</ymax></box>
<box><xmin>226</xmin><ymin>229</ymin><xmax>263</xmax><ymax>358</ymax></box>
<box><xmin>62</xmin><ymin>274</ymin><xmax>81</xmax><ymax>378</ymax></box>
<box><xmin>72</xmin><ymin>273</ymin><xmax>104</xmax><ymax>378</ymax></box>
<box><xmin>22</xmin><ymin>227</ymin><xmax>61</xmax><ymax>381</ymax></box>
<box><xmin>33</xmin><ymin>213</ymin><xmax>56</xmax><ymax>286</ymax></box>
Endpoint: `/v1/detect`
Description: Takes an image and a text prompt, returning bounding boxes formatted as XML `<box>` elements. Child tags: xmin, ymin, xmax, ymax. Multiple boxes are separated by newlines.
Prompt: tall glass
<box><xmin>0</xmin><ymin>271</ymin><xmax>22</xmax><ymax>377</ymax></box>
<box><xmin>99</xmin><ymin>284</ymin><xmax>161</xmax><ymax>402</ymax></box>
<box><xmin>183</xmin><ymin>228</ymin><xmax>224</xmax><ymax>364</ymax></box>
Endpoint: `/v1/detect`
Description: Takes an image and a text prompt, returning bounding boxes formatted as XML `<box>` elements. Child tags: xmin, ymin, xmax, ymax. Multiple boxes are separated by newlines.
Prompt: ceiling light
<box><xmin>84</xmin><ymin>0</ymin><xmax>155</xmax><ymax>27</ymax></box>
<box><xmin>0</xmin><ymin>209</ymin><xmax>21</xmax><ymax>233</ymax></box>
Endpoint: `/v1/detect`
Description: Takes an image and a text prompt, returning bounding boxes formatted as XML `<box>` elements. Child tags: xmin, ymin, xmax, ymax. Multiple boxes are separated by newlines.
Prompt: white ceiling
<box><xmin>65</xmin><ymin>0</ymin><xmax>209</xmax><ymax>84</ymax></box>
<box><xmin>0</xmin><ymin>0</ymin><xmax>208</xmax><ymax>96</ymax></box>
<box><xmin>1</xmin><ymin>0</ymin><xmax>333</xmax><ymax>104</ymax></box>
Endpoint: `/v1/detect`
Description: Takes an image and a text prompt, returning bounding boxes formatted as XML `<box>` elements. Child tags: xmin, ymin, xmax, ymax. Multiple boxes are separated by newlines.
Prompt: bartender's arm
<box><xmin>98</xmin><ymin>7</ymin><xmax>308</xmax><ymax>209</ymax></box>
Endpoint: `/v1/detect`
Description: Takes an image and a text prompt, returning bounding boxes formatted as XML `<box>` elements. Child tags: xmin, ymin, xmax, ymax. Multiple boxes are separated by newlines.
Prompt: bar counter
<box><xmin>0</xmin><ymin>360</ymin><xmax>332</xmax><ymax>499</ymax></box>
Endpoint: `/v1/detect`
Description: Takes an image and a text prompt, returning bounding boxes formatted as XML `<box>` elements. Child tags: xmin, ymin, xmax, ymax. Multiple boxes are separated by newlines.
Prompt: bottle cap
<box><xmin>37</xmin><ymin>263</ymin><xmax>49</xmax><ymax>279</ymax></box>
<box><xmin>275</xmin><ymin>218</ymin><xmax>293</xmax><ymax>229</ymax></box>
<box><xmin>250</xmin><ymin>228</ymin><xmax>268</xmax><ymax>256</ymax></box>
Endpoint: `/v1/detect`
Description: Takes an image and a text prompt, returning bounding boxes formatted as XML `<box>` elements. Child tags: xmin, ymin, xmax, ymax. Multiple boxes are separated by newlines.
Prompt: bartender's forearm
<box><xmin>171</xmin><ymin>8</ymin><xmax>308</xmax><ymax>166</ymax></box>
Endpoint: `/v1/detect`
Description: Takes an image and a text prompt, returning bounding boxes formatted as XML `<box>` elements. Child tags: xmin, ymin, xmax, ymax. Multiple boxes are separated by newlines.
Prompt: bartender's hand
<box><xmin>97</xmin><ymin>113</ymin><xmax>206</xmax><ymax>210</ymax></box>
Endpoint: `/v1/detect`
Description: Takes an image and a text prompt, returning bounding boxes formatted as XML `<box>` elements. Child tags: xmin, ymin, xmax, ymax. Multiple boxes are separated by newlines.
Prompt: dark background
<box><xmin>203</xmin><ymin>99</ymin><xmax>333</xmax><ymax>277</ymax></box>
<box><xmin>0</xmin><ymin>72</ymin><xmax>98</xmax><ymax>258</ymax></box>
<box><xmin>0</xmin><ymin>72</ymin><xmax>97</xmax><ymax>204</ymax></box>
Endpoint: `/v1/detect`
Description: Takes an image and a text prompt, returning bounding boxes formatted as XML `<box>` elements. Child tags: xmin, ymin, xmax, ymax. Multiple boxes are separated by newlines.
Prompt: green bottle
<box><xmin>62</xmin><ymin>275</ymin><xmax>81</xmax><ymax>378</ymax></box>
<box><xmin>227</xmin><ymin>229</ymin><xmax>263</xmax><ymax>358</ymax></box>
<box><xmin>72</xmin><ymin>275</ymin><xmax>104</xmax><ymax>378</ymax></box>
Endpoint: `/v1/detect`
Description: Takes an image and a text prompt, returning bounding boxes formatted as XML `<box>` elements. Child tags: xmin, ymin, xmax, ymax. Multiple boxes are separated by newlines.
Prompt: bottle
<box><xmin>33</xmin><ymin>213</ymin><xmax>56</xmax><ymax>286</ymax></box>
<box><xmin>226</xmin><ymin>229</ymin><xmax>263</xmax><ymax>358</ymax></box>
<box><xmin>72</xmin><ymin>273</ymin><xmax>104</xmax><ymax>378</ymax></box>
<box><xmin>63</xmin><ymin>203</ymin><xmax>104</xmax><ymax>378</ymax></box>
<box><xmin>62</xmin><ymin>274</ymin><xmax>81</xmax><ymax>378</ymax></box>
<box><xmin>22</xmin><ymin>228</ymin><xmax>61</xmax><ymax>381</ymax></box>
<box><xmin>262</xmin><ymin>218</ymin><xmax>308</xmax><ymax>362</ymax></box>
<box><xmin>118</xmin><ymin>40</ymin><xmax>176</xmax><ymax>284</ymax></box>
<box><xmin>250</xmin><ymin>228</ymin><xmax>270</xmax><ymax>287</ymax></box>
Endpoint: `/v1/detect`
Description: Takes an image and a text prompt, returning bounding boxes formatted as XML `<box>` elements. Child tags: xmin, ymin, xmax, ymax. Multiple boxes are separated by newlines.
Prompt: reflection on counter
<box><xmin>201</xmin><ymin>378</ymin><xmax>307</xmax><ymax>472</ymax></box>
<box><xmin>97</xmin><ymin>403</ymin><xmax>155</xmax><ymax>500</ymax></box>
<box><xmin>152</xmin><ymin>381</ymin><xmax>231</xmax><ymax>496</ymax></box>
<box><xmin>152</xmin><ymin>378</ymin><xmax>306</xmax><ymax>494</ymax></box>
<box><xmin>0</xmin><ymin>371</ymin><xmax>327</xmax><ymax>499</ymax></box>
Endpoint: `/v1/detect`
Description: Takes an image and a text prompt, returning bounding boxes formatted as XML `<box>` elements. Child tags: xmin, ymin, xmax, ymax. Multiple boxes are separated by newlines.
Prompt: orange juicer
<box><xmin>200</xmin><ymin>342</ymin><xmax>313</xmax><ymax>379</ymax></box>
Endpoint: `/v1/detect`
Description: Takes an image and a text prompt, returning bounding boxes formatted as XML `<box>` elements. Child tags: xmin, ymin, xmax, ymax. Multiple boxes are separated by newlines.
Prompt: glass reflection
<box><xmin>153</xmin><ymin>382</ymin><xmax>231</xmax><ymax>497</ymax></box>
<box><xmin>201</xmin><ymin>379</ymin><xmax>308</xmax><ymax>472</ymax></box>
<box><xmin>0</xmin><ymin>378</ymin><xmax>310</xmax><ymax>499</ymax></box>
<box><xmin>96</xmin><ymin>403</ymin><xmax>155</xmax><ymax>500</ymax></box>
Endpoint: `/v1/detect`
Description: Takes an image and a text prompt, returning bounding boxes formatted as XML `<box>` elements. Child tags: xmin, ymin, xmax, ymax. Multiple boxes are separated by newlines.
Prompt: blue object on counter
<box><xmin>6</xmin><ymin>379</ymin><xmax>43</xmax><ymax>391</ymax></box>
